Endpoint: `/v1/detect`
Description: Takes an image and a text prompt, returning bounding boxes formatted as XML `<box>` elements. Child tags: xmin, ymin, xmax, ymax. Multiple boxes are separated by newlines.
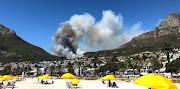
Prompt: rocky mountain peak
<box><xmin>158</xmin><ymin>13</ymin><xmax>180</xmax><ymax>28</ymax></box>
<box><xmin>0</xmin><ymin>24</ymin><xmax>16</xmax><ymax>35</ymax></box>
<box><xmin>132</xmin><ymin>13</ymin><xmax>180</xmax><ymax>41</ymax></box>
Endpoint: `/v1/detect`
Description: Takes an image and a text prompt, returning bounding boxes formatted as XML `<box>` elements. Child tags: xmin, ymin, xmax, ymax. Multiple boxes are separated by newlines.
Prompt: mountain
<box><xmin>85</xmin><ymin>13</ymin><xmax>180</xmax><ymax>57</ymax></box>
<box><xmin>0</xmin><ymin>24</ymin><xmax>62</xmax><ymax>63</ymax></box>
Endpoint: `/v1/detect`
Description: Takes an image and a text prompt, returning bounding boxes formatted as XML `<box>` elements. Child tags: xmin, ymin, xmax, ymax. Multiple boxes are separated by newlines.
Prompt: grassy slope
<box><xmin>0</xmin><ymin>35</ymin><xmax>62</xmax><ymax>62</ymax></box>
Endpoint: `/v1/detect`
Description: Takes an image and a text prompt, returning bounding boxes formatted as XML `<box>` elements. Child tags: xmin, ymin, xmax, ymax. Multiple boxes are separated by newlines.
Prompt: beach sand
<box><xmin>13</xmin><ymin>78</ymin><xmax>180</xmax><ymax>89</ymax></box>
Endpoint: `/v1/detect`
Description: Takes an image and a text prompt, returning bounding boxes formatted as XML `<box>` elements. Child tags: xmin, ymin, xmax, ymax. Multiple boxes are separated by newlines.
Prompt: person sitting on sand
<box><xmin>112</xmin><ymin>82</ymin><xmax>118</xmax><ymax>88</ymax></box>
<box><xmin>8</xmin><ymin>82</ymin><xmax>11</xmax><ymax>86</ymax></box>
<box><xmin>41</xmin><ymin>79</ymin><xmax>44</xmax><ymax>84</ymax></box>
<box><xmin>108</xmin><ymin>80</ymin><xmax>112</xmax><ymax>87</ymax></box>
<box><xmin>44</xmin><ymin>81</ymin><xmax>50</xmax><ymax>84</ymax></box>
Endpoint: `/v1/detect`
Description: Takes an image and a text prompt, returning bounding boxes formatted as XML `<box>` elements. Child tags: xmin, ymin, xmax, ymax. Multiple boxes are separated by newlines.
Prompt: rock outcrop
<box><xmin>0</xmin><ymin>24</ymin><xmax>16</xmax><ymax>35</ymax></box>
<box><xmin>132</xmin><ymin>13</ymin><xmax>180</xmax><ymax>42</ymax></box>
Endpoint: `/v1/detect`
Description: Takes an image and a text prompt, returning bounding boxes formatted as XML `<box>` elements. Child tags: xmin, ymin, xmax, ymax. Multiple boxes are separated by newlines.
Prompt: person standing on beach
<box><xmin>108</xmin><ymin>80</ymin><xmax>112</xmax><ymax>87</ymax></box>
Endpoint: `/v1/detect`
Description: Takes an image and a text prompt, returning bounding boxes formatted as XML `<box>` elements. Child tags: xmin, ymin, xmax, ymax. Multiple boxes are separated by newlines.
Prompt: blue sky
<box><xmin>0</xmin><ymin>0</ymin><xmax>180</xmax><ymax>54</ymax></box>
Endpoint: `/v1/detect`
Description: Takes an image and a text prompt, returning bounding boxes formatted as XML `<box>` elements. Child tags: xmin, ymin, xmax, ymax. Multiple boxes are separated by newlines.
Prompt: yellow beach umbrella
<box><xmin>52</xmin><ymin>76</ymin><xmax>56</xmax><ymax>79</ymax></box>
<box><xmin>102</xmin><ymin>75</ymin><xmax>115</xmax><ymax>80</ymax></box>
<box><xmin>61</xmin><ymin>73</ymin><xmax>75</xmax><ymax>79</ymax></box>
<box><xmin>42</xmin><ymin>75</ymin><xmax>49</xmax><ymax>79</ymax></box>
<box><xmin>0</xmin><ymin>78</ymin><xmax>4</xmax><ymax>81</ymax></box>
<box><xmin>48</xmin><ymin>76</ymin><xmax>53</xmax><ymax>79</ymax></box>
<box><xmin>102</xmin><ymin>76</ymin><xmax>107</xmax><ymax>80</ymax></box>
<box><xmin>37</xmin><ymin>76</ymin><xmax>42</xmax><ymax>79</ymax></box>
<box><xmin>19</xmin><ymin>77</ymin><xmax>24</xmax><ymax>79</ymax></box>
<box><xmin>134</xmin><ymin>74</ymin><xmax>177</xmax><ymax>89</ymax></box>
<box><xmin>14</xmin><ymin>76</ymin><xmax>19</xmax><ymax>79</ymax></box>
<box><xmin>40</xmin><ymin>76</ymin><xmax>46</xmax><ymax>79</ymax></box>
<box><xmin>37</xmin><ymin>77</ymin><xmax>40</xmax><ymax>79</ymax></box>
<box><xmin>3</xmin><ymin>75</ymin><xmax>13</xmax><ymax>80</ymax></box>
<box><xmin>71</xmin><ymin>79</ymin><xmax>79</xmax><ymax>84</ymax></box>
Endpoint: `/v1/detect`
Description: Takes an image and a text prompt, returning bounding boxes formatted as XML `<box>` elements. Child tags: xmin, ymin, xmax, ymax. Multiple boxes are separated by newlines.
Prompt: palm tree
<box><xmin>66</xmin><ymin>61</ymin><xmax>74</xmax><ymax>74</ymax></box>
<box><xmin>44</xmin><ymin>68</ymin><xmax>48</xmax><ymax>74</ymax></box>
<box><xmin>161</xmin><ymin>43</ymin><xmax>174</xmax><ymax>63</ymax></box>
<box><xmin>27</xmin><ymin>65</ymin><xmax>32</xmax><ymax>73</ymax></box>
<box><xmin>74</xmin><ymin>59</ymin><xmax>82</xmax><ymax>76</ymax></box>
<box><xmin>35</xmin><ymin>64</ymin><xmax>41</xmax><ymax>75</ymax></box>
<box><xmin>90</xmin><ymin>56</ymin><xmax>100</xmax><ymax>76</ymax></box>
<box><xmin>130</xmin><ymin>55</ymin><xmax>144</xmax><ymax>75</ymax></box>
<box><xmin>49</xmin><ymin>65</ymin><xmax>55</xmax><ymax>75</ymax></box>
<box><xmin>150</xmin><ymin>57</ymin><xmax>163</xmax><ymax>73</ymax></box>
<box><xmin>56</xmin><ymin>64</ymin><xmax>62</xmax><ymax>76</ymax></box>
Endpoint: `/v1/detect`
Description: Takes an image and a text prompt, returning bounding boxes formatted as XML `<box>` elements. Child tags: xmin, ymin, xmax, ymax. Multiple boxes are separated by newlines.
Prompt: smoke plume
<box><xmin>52</xmin><ymin>10</ymin><xmax>145</xmax><ymax>59</ymax></box>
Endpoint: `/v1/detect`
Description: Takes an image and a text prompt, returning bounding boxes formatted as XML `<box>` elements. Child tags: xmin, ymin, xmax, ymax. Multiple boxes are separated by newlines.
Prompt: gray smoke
<box><xmin>51</xmin><ymin>22</ymin><xmax>80</xmax><ymax>59</ymax></box>
<box><xmin>52</xmin><ymin>10</ymin><xmax>145</xmax><ymax>59</ymax></box>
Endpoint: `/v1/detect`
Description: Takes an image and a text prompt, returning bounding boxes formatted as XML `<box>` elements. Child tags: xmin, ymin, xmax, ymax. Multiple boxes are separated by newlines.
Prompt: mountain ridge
<box><xmin>84</xmin><ymin>13</ymin><xmax>180</xmax><ymax>57</ymax></box>
<box><xmin>0</xmin><ymin>24</ymin><xmax>62</xmax><ymax>63</ymax></box>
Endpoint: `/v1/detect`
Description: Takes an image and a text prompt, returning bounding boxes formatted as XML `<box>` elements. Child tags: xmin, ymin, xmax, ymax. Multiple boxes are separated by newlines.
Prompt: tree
<box><xmin>90</xmin><ymin>56</ymin><xmax>100</xmax><ymax>75</ymax></box>
<box><xmin>26</xmin><ymin>65</ymin><xmax>32</xmax><ymax>73</ymax></box>
<box><xmin>161</xmin><ymin>43</ymin><xmax>174</xmax><ymax>63</ymax></box>
<box><xmin>49</xmin><ymin>65</ymin><xmax>55</xmax><ymax>75</ymax></box>
<box><xmin>35</xmin><ymin>64</ymin><xmax>41</xmax><ymax>75</ymax></box>
<box><xmin>97</xmin><ymin>61</ymin><xmax>119</xmax><ymax>75</ymax></box>
<box><xmin>110</xmin><ymin>56</ymin><xmax>119</xmax><ymax>62</ymax></box>
<box><xmin>66</xmin><ymin>61</ymin><xmax>74</xmax><ymax>74</ymax></box>
<box><xmin>166</xmin><ymin>58</ymin><xmax>180</xmax><ymax>73</ymax></box>
<box><xmin>118</xmin><ymin>62</ymin><xmax>127</xmax><ymax>74</ymax></box>
<box><xmin>130</xmin><ymin>55</ymin><xmax>144</xmax><ymax>75</ymax></box>
<box><xmin>56</xmin><ymin>64</ymin><xmax>62</xmax><ymax>76</ymax></box>
<box><xmin>150</xmin><ymin>58</ymin><xmax>163</xmax><ymax>73</ymax></box>
<box><xmin>44</xmin><ymin>68</ymin><xmax>48</xmax><ymax>74</ymax></box>
<box><xmin>4</xmin><ymin>65</ymin><xmax>12</xmax><ymax>75</ymax></box>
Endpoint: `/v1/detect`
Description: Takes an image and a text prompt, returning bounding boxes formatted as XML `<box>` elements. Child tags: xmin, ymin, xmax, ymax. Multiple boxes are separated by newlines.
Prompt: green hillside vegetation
<box><xmin>166</xmin><ymin>57</ymin><xmax>180</xmax><ymax>73</ymax></box>
<box><xmin>0</xmin><ymin>35</ymin><xmax>62</xmax><ymax>63</ymax></box>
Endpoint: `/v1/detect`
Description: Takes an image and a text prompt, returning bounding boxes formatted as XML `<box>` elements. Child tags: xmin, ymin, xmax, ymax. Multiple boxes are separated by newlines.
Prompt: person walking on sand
<box><xmin>108</xmin><ymin>80</ymin><xmax>112</xmax><ymax>87</ymax></box>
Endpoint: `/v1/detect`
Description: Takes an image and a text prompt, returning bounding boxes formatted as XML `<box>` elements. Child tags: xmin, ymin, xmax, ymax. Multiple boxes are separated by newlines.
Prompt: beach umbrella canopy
<box><xmin>37</xmin><ymin>76</ymin><xmax>42</xmax><ymax>79</ymax></box>
<box><xmin>52</xmin><ymin>76</ymin><xmax>56</xmax><ymax>79</ymax></box>
<box><xmin>14</xmin><ymin>76</ymin><xmax>19</xmax><ymax>79</ymax></box>
<box><xmin>102</xmin><ymin>75</ymin><xmax>115</xmax><ymax>80</ymax></box>
<box><xmin>102</xmin><ymin>76</ymin><xmax>107</xmax><ymax>80</ymax></box>
<box><xmin>71</xmin><ymin>79</ymin><xmax>80</xmax><ymax>84</ymax></box>
<box><xmin>134</xmin><ymin>74</ymin><xmax>177</xmax><ymax>89</ymax></box>
<box><xmin>37</xmin><ymin>75</ymin><xmax>50</xmax><ymax>79</ymax></box>
<box><xmin>48</xmin><ymin>76</ymin><xmax>52</xmax><ymax>79</ymax></box>
<box><xmin>38</xmin><ymin>76</ymin><xmax>46</xmax><ymax>79</ymax></box>
<box><xmin>61</xmin><ymin>73</ymin><xmax>75</xmax><ymax>79</ymax></box>
<box><xmin>3</xmin><ymin>75</ymin><xmax>13</xmax><ymax>80</ymax></box>
<box><xmin>0</xmin><ymin>78</ymin><xmax>4</xmax><ymax>81</ymax></box>
<box><xmin>42</xmin><ymin>75</ymin><xmax>49</xmax><ymax>79</ymax></box>
<box><xmin>19</xmin><ymin>77</ymin><xmax>24</xmax><ymax>79</ymax></box>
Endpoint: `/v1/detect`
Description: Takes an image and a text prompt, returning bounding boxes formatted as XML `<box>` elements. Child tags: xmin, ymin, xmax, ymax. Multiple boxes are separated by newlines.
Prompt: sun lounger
<box><xmin>6</xmin><ymin>82</ymin><xmax>15</xmax><ymax>88</ymax></box>
<box><xmin>66</xmin><ymin>81</ymin><xmax>71</xmax><ymax>89</ymax></box>
<box><xmin>68</xmin><ymin>82</ymin><xmax>82</xmax><ymax>89</ymax></box>
<box><xmin>1</xmin><ymin>85</ymin><xmax>7</xmax><ymax>89</ymax></box>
